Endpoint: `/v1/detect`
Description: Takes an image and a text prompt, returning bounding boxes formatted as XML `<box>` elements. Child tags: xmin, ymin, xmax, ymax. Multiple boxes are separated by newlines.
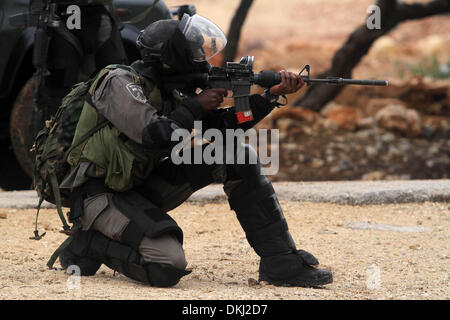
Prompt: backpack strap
<box><xmin>47</xmin><ymin>234</ymin><xmax>75</xmax><ymax>269</ymax></box>
<box><xmin>64</xmin><ymin>115</ymin><xmax>109</xmax><ymax>161</ymax></box>
<box><xmin>29</xmin><ymin>196</ymin><xmax>46</xmax><ymax>240</ymax></box>
<box><xmin>49</xmin><ymin>169</ymin><xmax>71</xmax><ymax>234</ymax></box>
<box><xmin>88</xmin><ymin>64</ymin><xmax>141</xmax><ymax>98</ymax></box>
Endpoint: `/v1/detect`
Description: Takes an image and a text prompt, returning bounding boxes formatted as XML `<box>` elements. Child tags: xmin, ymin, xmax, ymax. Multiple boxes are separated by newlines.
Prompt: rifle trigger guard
<box><xmin>278</xmin><ymin>95</ymin><xmax>288</xmax><ymax>106</ymax></box>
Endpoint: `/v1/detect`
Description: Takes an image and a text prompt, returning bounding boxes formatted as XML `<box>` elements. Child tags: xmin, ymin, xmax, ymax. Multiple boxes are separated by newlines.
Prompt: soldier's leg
<box><xmin>138</xmin><ymin>144</ymin><xmax>332</xmax><ymax>287</ymax></box>
<box><xmin>222</xmin><ymin>143</ymin><xmax>332</xmax><ymax>287</ymax></box>
<box><xmin>60</xmin><ymin>180</ymin><xmax>190</xmax><ymax>287</ymax></box>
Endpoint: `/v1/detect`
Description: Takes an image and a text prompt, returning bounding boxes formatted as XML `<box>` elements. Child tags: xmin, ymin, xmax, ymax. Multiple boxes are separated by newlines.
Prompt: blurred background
<box><xmin>172</xmin><ymin>0</ymin><xmax>450</xmax><ymax>182</ymax></box>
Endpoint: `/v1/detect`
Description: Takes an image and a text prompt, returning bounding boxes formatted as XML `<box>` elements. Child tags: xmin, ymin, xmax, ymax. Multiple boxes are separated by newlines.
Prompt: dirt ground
<box><xmin>0</xmin><ymin>200</ymin><xmax>448</xmax><ymax>300</ymax></box>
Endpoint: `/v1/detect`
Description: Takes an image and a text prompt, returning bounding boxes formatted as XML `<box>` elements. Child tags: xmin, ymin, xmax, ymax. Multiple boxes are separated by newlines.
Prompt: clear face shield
<box><xmin>179</xmin><ymin>14</ymin><xmax>227</xmax><ymax>62</ymax></box>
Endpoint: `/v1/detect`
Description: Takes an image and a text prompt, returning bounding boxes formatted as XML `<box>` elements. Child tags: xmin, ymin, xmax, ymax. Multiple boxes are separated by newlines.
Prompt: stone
<box><xmin>357</xmin><ymin>117</ymin><xmax>376</xmax><ymax>129</ymax></box>
<box><xmin>345</xmin><ymin>221</ymin><xmax>431</xmax><ymax>233</ymax></box>
<box><xmin>321</xmin><ymin>118</ymin><xmax>339</xmax><ymax>130</ymax></box>
<box><xmin>375</xmin><ymin>104</ymin><xmax>422</xmax><ymax>136</ymax></box>
<box><xmin>330</xmin><ymin>166</ymin><xmax>341</xmax><ymax>174</ymax></box>
<box><xmin>248</xmin><ymin>278</ymin><xmax>259</xmax><ymax>287</ymax></box>
<box><xmin>324</xmin><ymin>105</ymin><xmax>362</xmax><ymax>131</ymax></box>
<box><xmin>362</xmin><ymin>171</ymin><xmax>386</xmax><ymax>181</ymax></box>
<box><xmin>355</xmin><ymin>129</ymin><xmax>374</xmax><ymax>140</ymax></box>
<box><xmin>380</xmin><ymin>132</ymin><xmax>396</xmax><ymax>143</ymax></box>
<box><xmin>271</xmin><ymin>106</ymin><xmax>320</xmax><ymax>123</ymax></box>
<box><xmin>385</xmin><ymin>174</ymin><xmax>411</xmax><ymax>180</ymax></box>
<box><xmin>366</xmin><ymin>98</ymin><xmax>406</xmax><ymax>117</ymax></box>
<box><xmin>388</xmin><ymin>145</ymin><xmax>402</xmax><ymax>157</ymax></box>
<box><xmin>338</xmin><ymin>159</ymin><xmax>351</xmax><ymax>171</ymax></box>
<box><xmin>422</xmin><ymin>116</ymin><xmax>449</xmax><ymax>137</ymax></box>
<box><xmin>277</xmin><ymin>118</ymin><xmax>301</xmax><ymax>132</ymax></box>
<box><xmin>283</xmin><ymin>143</ymin><xmax>298</xmax><ymax>152</ymax></box>
<box><xmin>311</xmin><ymin>159</ymin><xmax>324</xmax><ymax>168</ymax></box>
<box><xmin>365</xmin><ymin>146</ymin><xmax>378</xmax><ymax>157</ymax></box>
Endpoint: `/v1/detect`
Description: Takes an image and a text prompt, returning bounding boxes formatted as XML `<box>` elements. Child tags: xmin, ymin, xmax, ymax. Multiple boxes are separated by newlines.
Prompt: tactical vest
<box><xmin>67</xmin><ymin>64</ymin><xmax>183</xmax><ymax>192</ymax></box>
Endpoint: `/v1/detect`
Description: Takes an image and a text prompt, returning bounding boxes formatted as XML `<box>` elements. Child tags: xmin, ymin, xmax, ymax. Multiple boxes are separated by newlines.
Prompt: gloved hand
<box><xmin>194</xmin><ymin>88</ymin><xmax>228</xmax><ymax>111</ymax></box>
<box><xmin>269</xmin><ymin>70</ymin><xmax>305</xmax><ymax>96</ymax></box>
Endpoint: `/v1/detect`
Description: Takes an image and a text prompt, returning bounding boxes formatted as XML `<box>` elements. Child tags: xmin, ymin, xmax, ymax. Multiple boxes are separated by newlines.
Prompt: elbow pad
<box><xmin>141</xmin><ymin>98</ymin><xmax>204</xmax><ymax>149</ymax></box>
<box><xmin>167</xmin><ymin>98</ymin><xmax>204</xmax><ymax>131</ymax></box>
<box><xmin>142</xmin><ymin>120</ymin><xmax>174</xmax><ymax>150</ymax></box>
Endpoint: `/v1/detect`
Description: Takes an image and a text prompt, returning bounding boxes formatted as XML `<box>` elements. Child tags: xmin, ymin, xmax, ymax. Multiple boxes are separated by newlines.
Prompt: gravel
<box><xmin>0</xmin><ymin>201</ymin><xmax>448</xmax><ymax>300</ymax></box>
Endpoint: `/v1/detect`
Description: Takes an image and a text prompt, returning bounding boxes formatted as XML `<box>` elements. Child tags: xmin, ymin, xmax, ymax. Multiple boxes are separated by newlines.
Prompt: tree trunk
<box><xmin>294</xmin><ymin>0</ymin><xmax>450</xmax><ymax>111</ymax></box>
<box><xmin>221</xmin><ymin>0</ymin><xmax>254</xmax><ymax>66</ymax></box>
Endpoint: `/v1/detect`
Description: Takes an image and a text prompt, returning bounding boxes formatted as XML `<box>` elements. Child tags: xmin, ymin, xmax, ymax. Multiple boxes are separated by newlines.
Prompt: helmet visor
<box><xmin>180</xmin><ymin>14</ymin><xmax>227</xmax><ymax>62</ymax></box>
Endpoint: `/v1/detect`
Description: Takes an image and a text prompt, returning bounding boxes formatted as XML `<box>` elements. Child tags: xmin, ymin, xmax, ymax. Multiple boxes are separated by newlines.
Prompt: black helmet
<box><xmin>136</xmin><ymin>14</ymin><xmax>227</xmax><ymax>73</ymax></box>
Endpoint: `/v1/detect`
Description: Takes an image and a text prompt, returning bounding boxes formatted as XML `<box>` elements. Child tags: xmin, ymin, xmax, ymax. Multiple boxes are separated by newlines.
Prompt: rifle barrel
<box><xmin>254</xmin><ymin>70</ymin><xmax>388</xmax><ymax>87</ymax></box>
<box><xmin>302</xmin><ymin>77</ymin><xmax>388</xmax><ymax>86</ymax></box>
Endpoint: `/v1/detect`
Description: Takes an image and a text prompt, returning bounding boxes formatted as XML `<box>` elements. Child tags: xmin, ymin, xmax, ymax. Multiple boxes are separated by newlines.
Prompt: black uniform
<box><xmin>58</xmin><ymin>15</ymin><xmax>333</xmax><ymax>288</ymax></box>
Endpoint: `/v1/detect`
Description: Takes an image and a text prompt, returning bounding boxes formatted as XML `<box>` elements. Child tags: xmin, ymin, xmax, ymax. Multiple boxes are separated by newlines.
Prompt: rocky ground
<box><xmin>270</xmin><ymin>122</ymin><xmax>449</xmax><ymax>182</ymax></box>
<box><xmin>0</xmin><ymin>199</ymin><xmax>449</xmax><ymax>300</ymax></box>
<box><xmin>254</xmin><ymin>78</ymin><xmax>450</xmax><ymax>182</ymax></box>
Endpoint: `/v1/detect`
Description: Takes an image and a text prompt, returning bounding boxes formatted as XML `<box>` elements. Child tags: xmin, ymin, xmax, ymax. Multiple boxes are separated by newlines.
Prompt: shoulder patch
<box><xmin>126</xmin><ymin>83</ymin><xmax>147</xmax><ymax>103</ymax></box>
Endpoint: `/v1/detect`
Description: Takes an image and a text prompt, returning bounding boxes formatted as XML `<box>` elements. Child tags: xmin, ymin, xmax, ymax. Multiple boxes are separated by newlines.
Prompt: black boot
<box><xmin>59</xmin><ymin>230</ymin><xmax>102</xmax><ymax>276</ymax></box>
<box><xmin>258</xmin><ymin>250</ymin><xmax>332</xmax><ymax>287</ymax></box>
<box><xmin>228</xmin><ymin>180</ymin><xmax>333</xmax><ymax>287</ymax></box>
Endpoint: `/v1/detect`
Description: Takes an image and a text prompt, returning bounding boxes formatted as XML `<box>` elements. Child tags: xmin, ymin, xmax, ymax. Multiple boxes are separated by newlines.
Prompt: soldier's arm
<box><xmin>201</xmin><ymin>94</ymin><xmax>277</xmax><ymax>131</ymax></box>
<box><xmin>200</xmin><ymin>70</ymin><xmax>304</xmax><ymax>131</ymax></box>
<box><xmin>91</xmin><ymin>69</ymin><xmax>205</xmax><ymax>149</ymax></box>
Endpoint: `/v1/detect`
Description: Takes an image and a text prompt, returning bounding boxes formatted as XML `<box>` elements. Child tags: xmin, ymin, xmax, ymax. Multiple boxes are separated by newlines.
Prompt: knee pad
<box><xmin>145</xmin><ymin>263</ymin><xmax>192</xmax><ymax>288</ymax></box>
<box><xmin>84</xmin><ymin>231</ymin><xmax>190</xmax><ymax>286</ymax></box>
<box><xmin>111</xmin><ymin>191</ymin><xmax>184</xmax><ymax>247</ymax></box>
<box><xmin>139</xmin><ymin>235</ymin><xmax>187</xmax><ymax>270</ymax></box>
<box><xmin>86</xmin><ymin>230</ymin><xmax>150</xmax><ymax>284</ymax></box>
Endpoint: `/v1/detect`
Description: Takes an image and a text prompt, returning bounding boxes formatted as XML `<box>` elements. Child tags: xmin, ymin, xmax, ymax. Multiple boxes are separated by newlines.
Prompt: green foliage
<box><xmin>409</xmin><ymin>56</ymin><xmax>450</xmax><ymax>79</ymax></box>
<box><xmin>395</xmin><ymin>56</ymin><xmax>450</xmax><ymax>80</ymax></box>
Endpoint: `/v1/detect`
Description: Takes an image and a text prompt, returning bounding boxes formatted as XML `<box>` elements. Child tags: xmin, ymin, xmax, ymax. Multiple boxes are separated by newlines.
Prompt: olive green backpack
<box><xmin>31</xmin><ymin>65</ymin><xmax>137</xmax><ymax>241</ymax></box>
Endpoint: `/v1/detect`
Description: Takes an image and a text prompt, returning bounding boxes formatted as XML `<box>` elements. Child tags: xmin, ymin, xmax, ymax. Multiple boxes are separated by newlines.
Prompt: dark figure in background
<box><xmin>57</xmin><ymin>14</ymin><xmax>333</xmax><ymax>288</ymax></box>
<box><xmin>33</xmin><ymin>1</ymin><xmax>126</xmax><ymax>140</ymax></box>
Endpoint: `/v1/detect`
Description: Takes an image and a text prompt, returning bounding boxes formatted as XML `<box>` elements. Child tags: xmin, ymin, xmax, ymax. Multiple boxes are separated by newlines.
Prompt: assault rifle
<box><xmin>164</xmin><ymin>56</ymin><xmax>389</xmax><ymax>124</ymax></box>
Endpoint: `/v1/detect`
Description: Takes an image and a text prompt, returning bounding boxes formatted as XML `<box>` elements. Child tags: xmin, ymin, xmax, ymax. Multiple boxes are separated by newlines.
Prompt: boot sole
<box><xmin>260</xmin><ymin>273</ymin><xmax>333</xmax><ymax>287</ymax></box>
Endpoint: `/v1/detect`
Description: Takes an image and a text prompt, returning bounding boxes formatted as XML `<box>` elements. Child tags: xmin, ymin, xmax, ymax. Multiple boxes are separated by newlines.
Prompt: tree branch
<box><xmin>294</xmin><ymin>0</ymin><xmax>450</xmax><ymax>111</ymax></box>
<box><xmin>221</xmin><ymin>0</ymin><xmax>254</xmax><ymax>66</ymax></box>
<box><xmin>396</xmin><ymin>0</ymin><xmax>450</xmax><ymax>22</ymax></box>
